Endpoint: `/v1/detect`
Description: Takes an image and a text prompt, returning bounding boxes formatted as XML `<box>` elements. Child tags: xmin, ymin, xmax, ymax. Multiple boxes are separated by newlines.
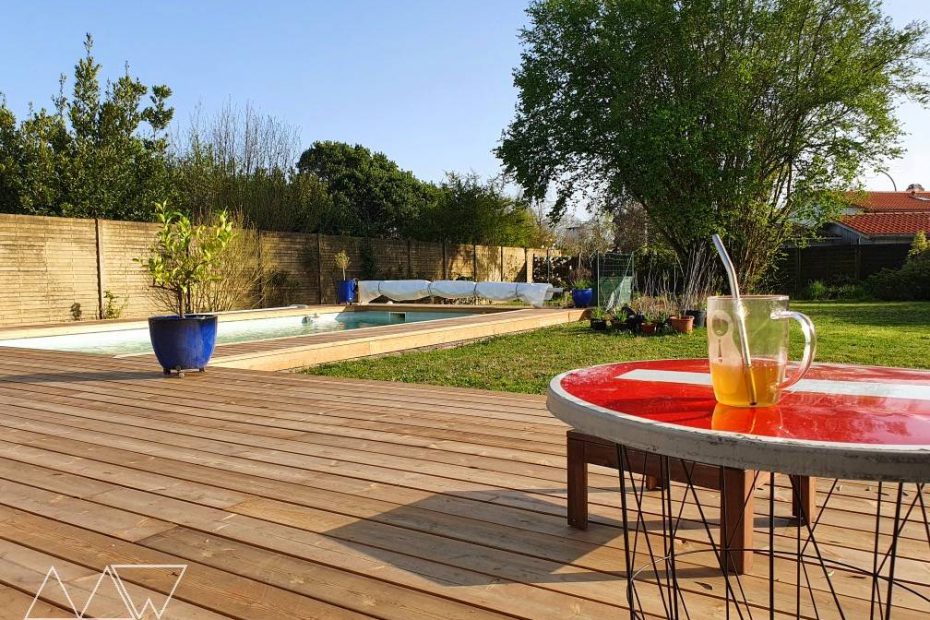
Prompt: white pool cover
<box><xmin>358</xmin><ymin>280</ymin><xmax>556</xmax><ymax>307</ymax></box>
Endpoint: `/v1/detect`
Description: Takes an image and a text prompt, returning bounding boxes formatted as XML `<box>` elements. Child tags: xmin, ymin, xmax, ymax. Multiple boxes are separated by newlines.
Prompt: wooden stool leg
<box><xmin>720</xmin><ymin>468</ymin><xmax>754</xmax><ymax>574</ymax></box>
<box><xmin>567</xmin><ymin>434</ymin><xmax>588</xmax><ymax>529</ymax></box>
<box><xmin>790</xmin><ymin>475</ymin><xmax>817</xmax><ymax>524</ymax></box>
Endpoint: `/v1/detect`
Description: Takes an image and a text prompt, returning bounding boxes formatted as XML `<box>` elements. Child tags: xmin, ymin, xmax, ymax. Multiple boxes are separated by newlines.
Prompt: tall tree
<box><xmin>296</xmin><ymin>141</ymin><xmax>438</xmax><ymax>238</ymax></box>
<box><xmin>0</xmin><ymin>34</ymin><xmax>174</xmax><ymax>220</ymax></box>
<box><xmin>0</xmin><ymin>101</ymin><xmax>17</xmax><ymax>212</ymax></box>
<box><xmin>498</xmin><ymin>0</ymin><xmax>930</xmax><ymax>288</ymax></box>
<box><xmin>172</xmin><ymin>102</ymin><xmax>333</xmax><ymax>232</ymax></box>
<box><xmin>423</xmin><ymin>172</ymin><xmax>542</xmax><ymax>246</ymax></box>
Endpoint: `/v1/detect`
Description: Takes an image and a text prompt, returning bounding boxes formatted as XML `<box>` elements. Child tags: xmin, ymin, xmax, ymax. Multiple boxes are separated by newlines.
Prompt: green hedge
<box><xmin>865</xmin><ymin>232</ymin><xmax>930</xmax><ymax>300</ymax></box>
<box><xmin>867</xmin><ymin>260</ymin><xmax>930</xmax><ymax>300</ymax></box>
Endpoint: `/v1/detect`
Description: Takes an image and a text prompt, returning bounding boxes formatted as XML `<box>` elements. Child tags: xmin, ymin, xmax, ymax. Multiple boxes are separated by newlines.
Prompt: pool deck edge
<box><xmin>209</xmin><ymin>307</ymin><xmax>585</xmax><ymax>371</ymax></box>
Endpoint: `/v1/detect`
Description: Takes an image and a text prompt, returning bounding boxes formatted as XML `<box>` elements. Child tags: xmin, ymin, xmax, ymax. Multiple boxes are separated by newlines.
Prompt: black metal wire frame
<box><xmin>613</xmin><ymin>444</ymin><xmax>930</xmax><ymax>619</ymax></box>
<box><xmin>595</xmin><ymin>252</ymin><xmax>635</xmax><ymax>308</ymax></box>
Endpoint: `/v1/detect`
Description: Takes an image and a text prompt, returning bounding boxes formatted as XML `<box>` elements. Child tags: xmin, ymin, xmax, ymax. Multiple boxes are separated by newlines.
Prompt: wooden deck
<box><xmin>0</xmin><ymin>348</ymin><xmax>927</xmax><ymax>619</ymax></box>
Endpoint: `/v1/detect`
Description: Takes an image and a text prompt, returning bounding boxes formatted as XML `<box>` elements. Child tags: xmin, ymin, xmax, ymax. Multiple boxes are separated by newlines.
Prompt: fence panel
<box><xmin>777</xmin><ymin>243</ymin><xmax>911</xmax><ymax>293</ymax></box>
<box><xmin>0</xmin><ymin>215</ymin><xmax>99</xmax><ymax>324</ymax></box>
<box><xmin>260</xmin><ymin>231</ymin><xmax>317</xmax><ymax>306</ymax></box>
<box><xmin>100</xmin><ymin>220</ymin><xmax>162</xmax><ymax>318</ymax></box>
<box><xmin>446</xmin><ymin>243</ymin><xmax>476</xmax><ymax>280</ymax></box>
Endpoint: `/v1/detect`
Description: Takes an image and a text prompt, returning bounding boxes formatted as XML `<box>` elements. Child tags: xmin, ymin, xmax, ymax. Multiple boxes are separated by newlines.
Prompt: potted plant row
<box><xmin>631</xmin><ymin>296</ymin><xmax>669</xmax><ymax>335</ymax></box>
<box><xmin>136</xmin><ymin>201</ymin><xmax>235</xmax><ymax>376</ymax></box>
<box><xmin>588</xmin><ymin>296</ymin><xmax>698</xmax><ymax>336</ymax></box>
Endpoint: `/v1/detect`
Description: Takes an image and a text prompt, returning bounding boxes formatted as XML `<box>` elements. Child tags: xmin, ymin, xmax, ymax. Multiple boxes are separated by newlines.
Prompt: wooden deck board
<box><xmin>0</xmin><ymin>348</ymin><xmax>927</xmax><ymax>618</ymax></box>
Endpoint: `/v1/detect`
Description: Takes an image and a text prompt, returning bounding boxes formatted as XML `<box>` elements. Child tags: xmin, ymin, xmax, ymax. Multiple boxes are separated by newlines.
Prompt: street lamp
<box><xmin>877</xmin><ymin>170</ymin><xmax>898</xmax><ymax>191</ymax></box>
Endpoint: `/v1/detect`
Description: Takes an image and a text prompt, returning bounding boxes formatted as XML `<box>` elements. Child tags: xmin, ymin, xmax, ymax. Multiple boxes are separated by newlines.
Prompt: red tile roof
<box><xmin>843</xmin><ymin>191</ymin><xmax>930</xmax><ymax>212</ymax></box>
<box><xmin>840</xmin><ymin>213</ymin><xmax>930</xmax><ymax>236</ymax></box>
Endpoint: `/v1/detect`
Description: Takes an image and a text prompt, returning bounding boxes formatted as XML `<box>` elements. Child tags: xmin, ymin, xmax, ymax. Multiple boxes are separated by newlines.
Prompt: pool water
<box><xmin>0</xmin><ymin>310</ymin><xmax>474</xmax><ymax>356</ymax></box>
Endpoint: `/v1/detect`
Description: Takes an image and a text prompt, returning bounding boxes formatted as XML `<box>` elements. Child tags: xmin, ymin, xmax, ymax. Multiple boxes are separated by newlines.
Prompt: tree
<box><xmin>555</xmin><ymin>211</ymin><xmax>617</xmax><ymax>256</ymax></box>
<box><xmin>136</xmin><ymin>201</ymin><xmax>235</xmax><ymax>317</ymax></box>
<box><xmin>422</xmin><ymin>172</ymin><xmax>543</xmax><ymax>246</ymax></box>
<box><xmin>172</xmin><ymin>102</ymin><xmax>333</xmax><ymax>232</ymax></box>
<box><xmin>0</xmin><ymin>99</ymin><xmax>71</xmax><ymax>215</ymax></box>
<box><xmin>498</xmin><ymin>0</ymin><xmax>930</xmax><ymax>289</ymax></box>
<box><xmin>0</xmin><ymin>101</ymin><xmax>17</xmax><ymax>212</ymax></box>
<box><xmin>0</xmin><ymin>34</ymin><xmax>174</xmax><ymax>220</ymax></box>
<box><xmin>908</xmin><ymin>230</ymin><xmax>930</xmax><ymax>260</ymax></box>
<box><xmin>297</xmin><ymin>141</ymin><xmax>438</xmax><ymax>238</ymax></box>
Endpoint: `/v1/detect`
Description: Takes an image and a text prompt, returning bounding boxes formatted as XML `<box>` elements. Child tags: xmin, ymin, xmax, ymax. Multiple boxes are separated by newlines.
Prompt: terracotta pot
<box><xmin>640</xmin><ymin>322</ymin><xmax>658</xmax><ymax>336</ymax></box>
<box><xmin>686</xmin><ymin>309</ymin><xmax>706</xmax><ymax>328</ymax></box>
<box><xmin>669</xmin><ymin>315</ymin><xmax>695</xmax><ymax>334</ymax></box>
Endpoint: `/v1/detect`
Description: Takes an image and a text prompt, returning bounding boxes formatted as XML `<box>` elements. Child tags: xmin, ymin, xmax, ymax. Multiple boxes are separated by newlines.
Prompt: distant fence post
<box><xmin>407</xmin><ymin>239</ymin><xmax>413</xmax><ymax>278</ymax></box>
<box><xmin>257</xmin><ymin>230</ymin><xmax>265</xmax><ymax>308</ymax></box>
<box><xmin>472</xmin><ymin>244</ymin><xmax>478</xmax><ymax>280</ymax></box>
<box><xmin>441</xmin><ymin>241</ymin><xmax>448</xmax><ymax>279</ymax></box>
<box><xmin>525</xmin><ymin>248</ymin><xmax>532</xmax><ymax>283</ymax></box>
<box><xmin>795</xmin><ymin>248</ymin><xmax>802</xmax><ymax>292</ymax></box>
<box><xmin>316</xmin><ymin>233</ymin><xmax>324</xmax><ymax>304</ymax></box>
<box><xmin>855</xmin><ymin>241</ymin><xmax>862</xmax><ymax>281</ymax></box>
<box><xmin>94</xmin><ymin>218</ymin><xmax>105</xmax><ymax>319</ymax></box>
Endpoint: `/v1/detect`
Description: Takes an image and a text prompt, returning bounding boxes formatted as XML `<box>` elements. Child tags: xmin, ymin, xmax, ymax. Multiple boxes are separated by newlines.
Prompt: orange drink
<box><xmin>709</xmin><ymin>359</ymin><xmax>784</xmax><ymax>407</ymax></box>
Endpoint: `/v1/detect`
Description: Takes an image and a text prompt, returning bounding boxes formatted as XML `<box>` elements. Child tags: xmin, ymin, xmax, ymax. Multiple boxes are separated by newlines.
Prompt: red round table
<box><xmin>547</xmin><ymin>359</ymin><xmax>930</xmax><ymax>619</ymax></box>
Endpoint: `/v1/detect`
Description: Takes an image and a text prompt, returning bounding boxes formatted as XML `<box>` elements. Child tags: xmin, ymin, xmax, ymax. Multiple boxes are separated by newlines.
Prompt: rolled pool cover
<box><xmin>357</xmin><ymin>280</ymin><xmax>556</xmax><ymax>307</ymax></box>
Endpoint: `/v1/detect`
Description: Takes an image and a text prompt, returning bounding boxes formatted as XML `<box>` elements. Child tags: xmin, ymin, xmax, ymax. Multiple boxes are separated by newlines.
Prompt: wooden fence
<box><xmin>772</xmin><ymin>242</ymin><xmax>911</xmax><ymax>293</ymax></box>
<box><xmin>0</xmin><ymin>213</ymin><xmax>550</xmax><ymax>327</ymax></box>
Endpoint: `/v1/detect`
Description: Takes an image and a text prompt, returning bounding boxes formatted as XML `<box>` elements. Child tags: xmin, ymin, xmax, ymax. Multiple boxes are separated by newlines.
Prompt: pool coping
<box><xmin>207</xmin><ymin>307</ymin><xmax>585</xmax><ymax>371</ymax></box>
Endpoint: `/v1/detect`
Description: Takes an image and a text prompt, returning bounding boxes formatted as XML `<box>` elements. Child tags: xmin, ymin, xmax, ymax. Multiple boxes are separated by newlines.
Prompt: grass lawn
<box><xmin>303</xmin><ymin>302</ymin><xmax>930</xmax><ymax>394</ymax></box>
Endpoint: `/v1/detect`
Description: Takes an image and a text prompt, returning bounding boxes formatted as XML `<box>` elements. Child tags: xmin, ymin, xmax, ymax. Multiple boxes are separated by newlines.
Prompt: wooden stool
<box><xmin>567</xmin><ymin>430</ymin><xmax>816</xmax><ymax>574</ymax></box>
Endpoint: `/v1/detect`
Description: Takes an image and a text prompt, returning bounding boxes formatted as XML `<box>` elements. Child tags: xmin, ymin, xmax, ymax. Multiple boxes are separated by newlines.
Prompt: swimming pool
<box><xmin>0</xmin><ymin>310</ymin><xmax>475</xmax><ymax>356</ymax></box>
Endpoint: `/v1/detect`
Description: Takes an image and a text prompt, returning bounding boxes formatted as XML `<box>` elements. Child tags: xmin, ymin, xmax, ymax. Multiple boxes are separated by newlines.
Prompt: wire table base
<box><xmin>614</xmin><ymin>444</ymin><xmax>930</xmax><ymax>619</ymax></box>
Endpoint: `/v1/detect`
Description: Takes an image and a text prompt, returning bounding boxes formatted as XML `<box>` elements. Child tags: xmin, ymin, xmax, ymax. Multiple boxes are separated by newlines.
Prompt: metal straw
<box><xmin>711</xmin><ymin>234</ymin><xmax>758</xmax><ymax>405</ymax></box>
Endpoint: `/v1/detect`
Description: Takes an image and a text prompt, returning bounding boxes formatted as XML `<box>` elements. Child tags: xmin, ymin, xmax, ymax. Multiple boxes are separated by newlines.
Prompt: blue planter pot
<box><xmin>336</xmin><ymin>279</ymin><xmax>356</xmax><ymax>303</ymax></box>
<box><xmin>571</xmin><ymin>288</ymin><xmax>594</xmax><ymax>308</ymax></box>
<box><xmin>148</xmin><ymin>314</ymin><xmax>218</xmax><ymax>375</ymax></box>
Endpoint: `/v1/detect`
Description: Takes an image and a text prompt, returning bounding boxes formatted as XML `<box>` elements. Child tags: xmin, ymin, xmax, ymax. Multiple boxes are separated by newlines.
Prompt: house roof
<box><xmin>843</xmin><ymin>191</ymin><xmax>930</xmax><ymax>212</ymax></box>
<box><xmin>839</xmin><ymin>212</ymin><xmax>930</xmax><ymax>237</ymax></box>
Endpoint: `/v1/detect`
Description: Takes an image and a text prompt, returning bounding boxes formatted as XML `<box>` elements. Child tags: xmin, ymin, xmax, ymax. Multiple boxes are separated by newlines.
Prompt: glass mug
<box><xmin>707</xmin><ymin>296</ymin><xmax>816</xmax><ymax>407</ymax></box>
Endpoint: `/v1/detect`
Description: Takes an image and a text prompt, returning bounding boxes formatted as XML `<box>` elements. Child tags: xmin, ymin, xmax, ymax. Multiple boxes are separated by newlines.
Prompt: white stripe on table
<box><xmin>617</xmin><ymin>369</ymin><xmax>930</xmax><ymax>401</ymax></box>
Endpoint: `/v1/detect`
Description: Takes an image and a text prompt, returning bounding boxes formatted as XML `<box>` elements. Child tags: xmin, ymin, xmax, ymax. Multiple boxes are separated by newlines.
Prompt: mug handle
<box><xmin>772</xmin><ymin>310</ymin><xmax>817</xmax><ymax>389</ymax></box>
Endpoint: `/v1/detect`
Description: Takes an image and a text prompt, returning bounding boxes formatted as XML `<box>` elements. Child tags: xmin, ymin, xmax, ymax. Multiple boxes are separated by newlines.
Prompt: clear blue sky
<box><xmin>0</xmin><ymin>0</ymin><xmax>927</xmax><ymax>190</ymax></box>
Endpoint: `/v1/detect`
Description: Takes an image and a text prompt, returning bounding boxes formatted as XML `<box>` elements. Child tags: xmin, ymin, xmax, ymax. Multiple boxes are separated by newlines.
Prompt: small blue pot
<box><xmin>571</xmin><ymin>288</ymin><xmax>594</xmax><ymax>308</ymax></box>
<box><xmin>148</xmin><ymin>314</ymin><xmax>218</xmax><ymax>374</ymax></box>
<box><xmin>336</xmin><ymin>279</ymin><xmax>356</xmax><ymax>303</ymax></box>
